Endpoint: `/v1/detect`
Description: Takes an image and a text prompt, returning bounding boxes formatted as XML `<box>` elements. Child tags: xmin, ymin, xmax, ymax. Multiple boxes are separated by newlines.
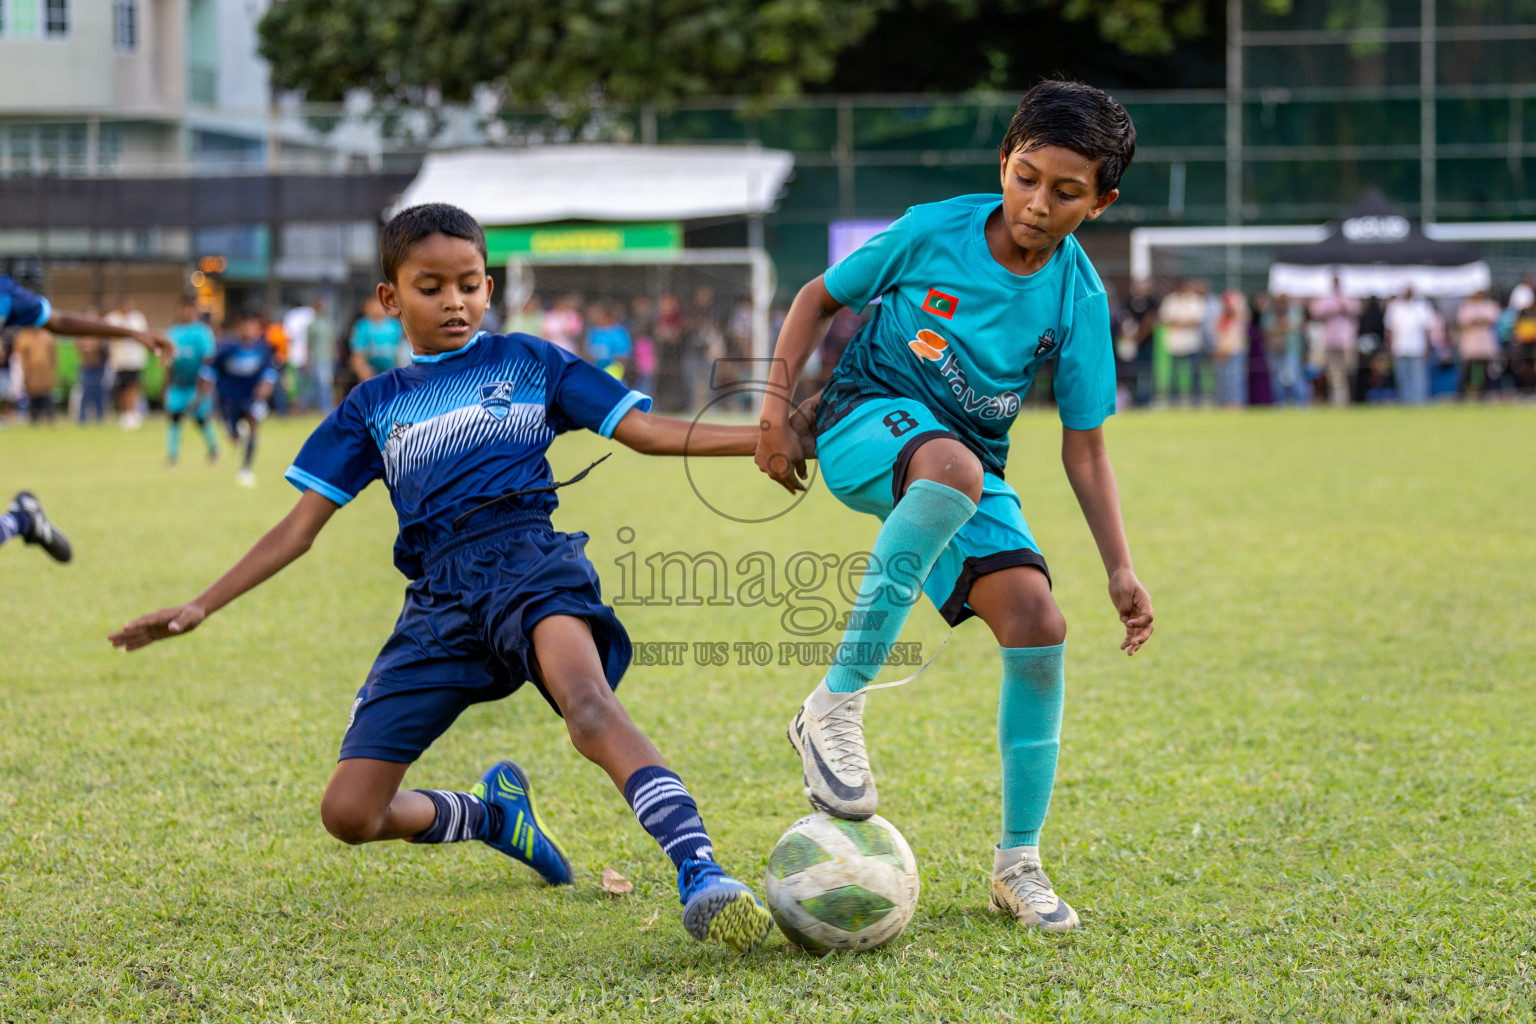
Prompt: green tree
<box><xmin>259</xmin><ymin>0</ymin><xmax>1215</xmax><ymax>116</ymax></box>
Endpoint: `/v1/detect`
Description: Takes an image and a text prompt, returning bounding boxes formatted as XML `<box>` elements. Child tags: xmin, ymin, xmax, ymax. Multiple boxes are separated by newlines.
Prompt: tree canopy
<box><xmin>258</xmin><ymin>0</ymin><xmax>1220</xmax><ymax>114</ymax></box>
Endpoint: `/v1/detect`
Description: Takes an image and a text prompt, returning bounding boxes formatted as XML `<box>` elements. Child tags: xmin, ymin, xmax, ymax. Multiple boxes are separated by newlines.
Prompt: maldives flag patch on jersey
<box><xmin>922</xmin><ymin>288</ymin><xmax>959</xmax><ymax>320</ymax></box>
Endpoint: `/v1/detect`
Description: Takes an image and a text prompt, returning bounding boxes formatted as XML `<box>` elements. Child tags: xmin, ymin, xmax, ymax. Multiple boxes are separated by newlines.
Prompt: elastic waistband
<box><xmin>424</xmin><ymin>508</ymin><xmax>553</xmax><ymax>573</ymax></box>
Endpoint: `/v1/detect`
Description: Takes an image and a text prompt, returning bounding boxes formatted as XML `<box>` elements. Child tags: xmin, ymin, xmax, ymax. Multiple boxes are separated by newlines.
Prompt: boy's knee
<box><xmin>906</xmin><ymin>439</ymin><xmax>985</xmax><ymax>503</ymax></box>
<box><xmin>562</xmin><ymin>688</ymin><xmax>621</xmax><ymax>750</ymax></box>
<box><xmin>320</xmin><ymin>795</ymin><xmax>380</xmax><ymax>846</ymax></box>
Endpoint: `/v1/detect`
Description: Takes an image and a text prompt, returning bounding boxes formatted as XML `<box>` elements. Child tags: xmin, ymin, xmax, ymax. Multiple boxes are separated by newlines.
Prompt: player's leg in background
<box><xmin>235</xmin><ymin>412</ymin><xmax>259</xmax><ymax>486</ymax></box>
<box><xmin>530</xmin><ymin>614</ymin><xmax>773</xmax><ymax>951</ymax></box>
<box><xmin>1</xmin><ymin>491</ymin><xmax>72</xmax><ymax>562</ymax></box>
<box><xmin>166</xmin><ymin>411</ymin><xmax>184</xmax><ymax>464</ymax></box>
<box><xmin>195</xmin><ymin>403</ymin><xmax>219</xmax><ymax>461</ymax></box>
<box><xmin>968</xmin><ymin>566</ymin><xmax>1080</xmax><ymax>931</ymax></box>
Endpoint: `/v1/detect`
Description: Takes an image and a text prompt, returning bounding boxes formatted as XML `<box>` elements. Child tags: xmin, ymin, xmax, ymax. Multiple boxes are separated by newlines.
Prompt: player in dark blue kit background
<box><xmin>110</xmin><ymin>204</ymin><xmax>808</xmax><ymax>954</ymax></box>
<box><xmin>1</xmin><ymin>274</ymin><xmax>172</xmax><ymax>564</ymax></box>
<box><xmin>198</xmin><ymin>311</ymin><xmax>279</xmax><ymax>487</ymax></box>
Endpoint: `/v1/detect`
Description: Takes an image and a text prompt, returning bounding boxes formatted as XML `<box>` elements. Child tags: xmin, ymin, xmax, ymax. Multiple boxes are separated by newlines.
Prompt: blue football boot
<box><xmin>678</xmin><ymin>859</ymin><xmax>774</xmax><ymax>953</ymax></box>
<box><xmin>472</xmin><ymin>760</ymin><xmax>574</xmax><ymax>886</ymax></box>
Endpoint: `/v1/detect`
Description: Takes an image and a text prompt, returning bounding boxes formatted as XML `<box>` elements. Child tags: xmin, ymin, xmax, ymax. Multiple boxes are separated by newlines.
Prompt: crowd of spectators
<box><xmin>1116</xmin><ymin>273</ymin><xmax>1536</xmax><ymax>408</ymax></box>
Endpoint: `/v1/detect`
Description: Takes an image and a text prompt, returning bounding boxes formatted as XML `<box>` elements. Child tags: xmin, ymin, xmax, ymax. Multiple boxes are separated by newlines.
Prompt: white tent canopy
<box><xmin>388</xmin><ymin>144</ymin><xmax>795</xmax><ymax>224</ymax></box>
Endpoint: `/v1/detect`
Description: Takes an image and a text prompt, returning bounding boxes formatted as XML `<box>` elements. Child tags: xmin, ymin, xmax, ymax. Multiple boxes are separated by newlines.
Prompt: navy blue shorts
<box><xmin>339</xmin><ymin>511</ymin><xmax>632</xmax><ymax>763</ymax></box>
<box><xmin>219</xmin><ymin>396</ymin><xmax>254</xmax><ymax>435</ymax></box>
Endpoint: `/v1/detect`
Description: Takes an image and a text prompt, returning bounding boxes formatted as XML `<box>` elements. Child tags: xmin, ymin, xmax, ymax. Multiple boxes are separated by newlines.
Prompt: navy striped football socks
<box><xmin>408</xmin><ymin>789</ymin><xmax>500</xmax><ymax>844</ymax></box>
<box><xmin>624</xmin><ymin>766</ymin><xmax>713</xmax><ymax>867</ymax></box>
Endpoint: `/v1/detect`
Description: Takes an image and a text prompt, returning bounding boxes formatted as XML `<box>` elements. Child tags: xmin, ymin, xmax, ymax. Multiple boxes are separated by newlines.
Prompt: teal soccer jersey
<box><xmin>821</xmin><ymin>194</ymin><xmax>1116</xmax><ymax>477</ymax></box>
<box><xmin>166</xmin><ymin>321</ymin><xmax>217</xmax><ymax>388</ymax></box>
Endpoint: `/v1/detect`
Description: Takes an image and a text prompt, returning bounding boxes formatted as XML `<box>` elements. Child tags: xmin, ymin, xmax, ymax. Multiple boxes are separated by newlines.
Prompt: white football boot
<box><xmin>989</xmin><ymin>845</ymin><xmax>1080</xmax><ymax>931</ymax></box>
<box><xmin>788</xmin><ymin>679</ymin><xmax>878</xmax><ymax>820</ymax></box>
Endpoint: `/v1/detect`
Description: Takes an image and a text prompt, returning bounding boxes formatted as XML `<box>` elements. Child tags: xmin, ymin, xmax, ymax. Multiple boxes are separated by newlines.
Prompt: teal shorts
<box><xmin>165</xmin><ymin>384</ymin><xmax>210</xmax><ymax>418</ymax></box>
<box><xmin>816</xmin><ymin>397</ymin><xmax>1050</xmax><ymax>626</ymax></box>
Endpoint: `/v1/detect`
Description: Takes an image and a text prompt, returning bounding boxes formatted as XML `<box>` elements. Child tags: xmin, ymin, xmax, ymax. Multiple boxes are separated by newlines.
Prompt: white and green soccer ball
<box><xmin>764</xmin><ymin>811</ymin><xmax>919</xmax><ymax>953</ymax></box>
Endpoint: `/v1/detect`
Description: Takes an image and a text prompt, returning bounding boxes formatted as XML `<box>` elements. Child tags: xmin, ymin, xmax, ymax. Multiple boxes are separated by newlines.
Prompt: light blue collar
<box><xmin>410</xmin><ymin>331</ymin><xmax>486</xmax><ymax>363</ymax></box>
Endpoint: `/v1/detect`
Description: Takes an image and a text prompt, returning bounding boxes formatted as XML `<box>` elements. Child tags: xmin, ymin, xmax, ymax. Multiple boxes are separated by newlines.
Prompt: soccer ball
<box><xmin>764</xmin><ymin>811</ymin><xmax>919</xmax><ymax>953</ymax></box>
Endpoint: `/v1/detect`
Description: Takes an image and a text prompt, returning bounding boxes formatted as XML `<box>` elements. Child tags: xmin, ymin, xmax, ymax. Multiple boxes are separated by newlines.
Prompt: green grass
<box><xmin>2</xmin><ymin>406</ymin><xmax>1534</xmax><ymax>1022</ymax></box>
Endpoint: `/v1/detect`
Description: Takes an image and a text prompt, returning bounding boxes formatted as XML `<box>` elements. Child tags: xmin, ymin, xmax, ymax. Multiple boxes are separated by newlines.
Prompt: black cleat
<box><xmin>9</xmin><ymin>491</ymin><xmax>72</xmax><ymax>563</ymax></box>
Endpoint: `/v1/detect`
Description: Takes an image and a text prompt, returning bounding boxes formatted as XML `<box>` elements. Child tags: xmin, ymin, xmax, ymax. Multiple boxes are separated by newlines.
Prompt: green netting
<box><xmin>1247</xmin><ymin>41</ymin><xmax>1422</xmax><ymax>89</ymax></box>
<box><xmin>1245</xmin><ymin>99</ymin><xmax>1420</xmax><ymax>147</ymax></box>
<box><xmin>1121</xmin><ymin>102</ymin><xmax>1225</xmax><ymax>149</ymax></box>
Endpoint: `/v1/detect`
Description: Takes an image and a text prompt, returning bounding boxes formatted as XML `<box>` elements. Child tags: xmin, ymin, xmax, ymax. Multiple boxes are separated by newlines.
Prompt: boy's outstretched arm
<box><xmin>108</xmin><ymin>490</ymin><xmax>339</xmax><ymax>651</ymax></box>
<box><xmin>755</xmin><ymin>275</ymin><xmax>843</xmax><ymax>491</ymax></box>
<box><xmin>47</xmin><ymin>309</ymin><xmax>173</xmax><ymax>361</ymax></box>
<box><xmin>611</xmin><ymin>409</ymin><xmax>815</xmax><ymax>493</ymax></box>
<box><xmin>1061</xmin><ymin>426</ymin><xmax>1155</xmax><ymax>655</ymax></box>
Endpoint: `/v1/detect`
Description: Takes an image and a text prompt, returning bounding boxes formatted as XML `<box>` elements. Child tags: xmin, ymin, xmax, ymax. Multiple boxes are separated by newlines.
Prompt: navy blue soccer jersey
<box><xmin>0</xmin><ymin>275</ymin><xmax>51</xmax><ymax>329</ymax></box>
<box><xmin>285</xmin><ymin>331</ymin><xmax>651</xmax><ymax>578</ymax></box>
<box><xmin>200</xmin><ymin>338</ymin><xmax>279</xmax><ymax>404</ymax></box>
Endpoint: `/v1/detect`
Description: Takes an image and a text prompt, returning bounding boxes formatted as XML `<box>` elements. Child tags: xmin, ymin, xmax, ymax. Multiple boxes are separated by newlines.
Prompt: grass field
<box><xmin>2</xmin><ymin>405</ymin><xmax>1534</xmax><ymax>1022</ymax></box>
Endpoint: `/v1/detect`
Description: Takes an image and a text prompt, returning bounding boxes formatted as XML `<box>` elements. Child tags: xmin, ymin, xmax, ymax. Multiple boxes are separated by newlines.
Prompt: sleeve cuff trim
<box><xmin>283</xmin><ymin>465</ymin><xmax>354</xmax><ymax>506</ymax></box>
<box><xmin>598</xmin><ymin>390</ymin><xmax>652</xmax><ymax>438</ymax></box>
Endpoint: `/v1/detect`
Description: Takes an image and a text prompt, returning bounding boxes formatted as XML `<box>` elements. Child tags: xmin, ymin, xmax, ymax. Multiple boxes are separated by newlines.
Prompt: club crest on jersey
<box><xmin>922</xmin><ymin>287</ymin><xmax>959</xmax><ymax>320</ymax></box>
<box><xmin>480</xmin><ymin>381</ymin><xmax>519</xmax><ymax>419</ymax></box>
<box><xmin>1034</xmin><ymin>328</ymin><xmax>1058</xmax><ymax>359</ymax></box>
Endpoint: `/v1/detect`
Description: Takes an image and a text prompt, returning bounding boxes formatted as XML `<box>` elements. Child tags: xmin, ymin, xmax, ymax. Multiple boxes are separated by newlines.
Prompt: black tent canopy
<box><xmin>1268</xmin><ymin>190</ymin><xmax>1490</xmax><ymax>297</ymax></box>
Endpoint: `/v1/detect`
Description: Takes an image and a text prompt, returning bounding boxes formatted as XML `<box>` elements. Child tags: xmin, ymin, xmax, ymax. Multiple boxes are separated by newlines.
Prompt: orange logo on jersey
<box><xmin>908</xmin><ymin>329</ymin><xmax>948</xmax><ymax>361</ymax></box>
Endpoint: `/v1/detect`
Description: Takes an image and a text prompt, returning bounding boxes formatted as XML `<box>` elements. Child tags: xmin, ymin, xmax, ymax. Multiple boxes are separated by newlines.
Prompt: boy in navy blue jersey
<box><xmin>110</xmin><ymin>204</ymin><xmax>786</xmax><ymax>954</ymax></box>
<box><xmin>1</xmin><ymin>274</ymin><xmax>172</xmax><ymax>563</ymax></box>
<box><xmin>756</xmin><ymin>81</ymin><xmax>1155</xmax><ymax>931</ymax></box>
<box><xmin>199</xmin><ymin>311</ymin><xmax>279</xmax><ymax>487</ymax></box>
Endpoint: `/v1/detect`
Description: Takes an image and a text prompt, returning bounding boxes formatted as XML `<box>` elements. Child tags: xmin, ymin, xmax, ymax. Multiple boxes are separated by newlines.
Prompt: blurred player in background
<box><xmin>758</xmin><ymin>80</ymin><xmax>1154</xmax><ymax>933</ymax></box>
<box><xmin>201</xmin><ymin>311</ymin><xmax>278</xmax><ymax>487</ymax></box>
<box><xmin>1</xmin><ymin>273</ymin><xmax>170</xmax><ymax>564</ymax></box>
<box><xmin>348</xmin><ymin>296</ymin><xmax>404</xmax><ymax>381</ymax></box>
<box><xmin>163</xmin><ymin>296</ymin><xmax>220</xmax><ymax>467</ymax></box>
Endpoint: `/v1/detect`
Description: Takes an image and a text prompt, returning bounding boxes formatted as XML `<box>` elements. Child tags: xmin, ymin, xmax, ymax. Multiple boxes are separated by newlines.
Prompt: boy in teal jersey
<box><xmin>757</xmin><ymin>81</ymin><xmax>1156</xmax><ymax>931</ymax></box>
<box><xmin>349</xmin><ymin>297</ymin><xmax>406</xmax><ymax>380</ymax></box>
<box><xmin>163</xmin><ymin>297</ymin><xmax>219</xmax><ymax>466</ymax></box>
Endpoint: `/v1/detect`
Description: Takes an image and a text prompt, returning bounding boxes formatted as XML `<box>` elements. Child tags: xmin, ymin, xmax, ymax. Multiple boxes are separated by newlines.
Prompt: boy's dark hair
<box><xmin>380</xmin><ymin>203</ymin><xmax>488</xmax><ymax>282</ymax></box>
<box><xmin>1000</xmin><ymin>80</ymin><xmax>1137</xmax><ymax>196</ymax></box>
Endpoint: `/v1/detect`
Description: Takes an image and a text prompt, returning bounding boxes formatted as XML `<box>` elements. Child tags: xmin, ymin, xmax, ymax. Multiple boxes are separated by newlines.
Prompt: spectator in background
<box><xmin>306</xmin><ymin>298</ymin><xmax>338</xmax><ymax>416</ymax></box>
<box><xmin>1511</xmin><ymin>295</ymin><xmax>1536</xmax><ymax>395</ymax></box>
<box><xmin>1117</xmin><ymin>279</ymin><xmax>1158</xmax><ymax>407</ymax></box>
<box><xmin>1157</xmin><ymin>279</ymin><xmax>1206</xmax><ymax>405</ymax></box>
<box><xmin>1264</xmin><ymin>294</ymin><xmax>1309</xmax><ymax>407</ymax></box>
<box><xmin>1507</xmin><ymin>273</ymin><xmax>1534</xmax><ymax>315</ymax></box>
<box><xmin>73</xmin><ymin>305</ymin><xmax>109</xmax><ymax>424</ymax></box>
<box><xmin>106</xmin><ymin>295</ymin><xmax>149</xmax><ymax>429</ymax></box>
<box><xmin>283</xmin><ymin>301</ymin><xmax>316</xmax><ymax>411</ymax></box>
<box><xmin>541</xmin><ymin>295</ymin><xmax>583</xmax><ymax>356</ymax></box>
<box><xmin>1212</xmin><ymin>290</ymin><xmax>1249</xmax><ymax>408</ymax></box>
<box><xmin>1455</xmin><ymin>289</ymin><xmax>1501</xmax><ymax>400</ymax></box>
<box><xmin>1386</xmin><ymin>287</ymin><xmax>1434</xmax><ymax>405</ymax></box>
<box><xmin>686</xmin><ymin>286</ymin><xmax>723</xmax><ymax>410</ymax></box>
<box><xmin>584</xmin><ymin>302</ymin><xmax>632</xmax><ymax>377</ymax></box>
<box><xmin>504</xmin><ymin>294</ymin><xmax>544</xmax><ymax>336</ymax></box>
<box><xmin>1245</xmin><ymin>293</ymin><xmax>1273</xmax><ymax>406</ymax></box>
<box><xmin>1354</xmin><ymin>295</ymin><xmax>1386</xmax><ymax>404</ymax></box>
<box><xmin>651</xmin><ymin>291</ymin><xmax>687</xmax><ymax>411</ymax></box>
<box><xmin>349</xmin><ymin>297</ymin><xmax>404</xmax><ymax>382</ymax></box>
<box><xmin>262</xmin><ymin>310</ymin><xmax>291</xmax><ymax>416</ymax></box>
<box><xmin>1309</xmin><ymin>277</ymin><xmax>1360</xmax><ymax>406</ymax></box>
<box><xmin>14</xmin><ymin>325</ymin><xmax>57</xmax><ymax>424</ymax></box>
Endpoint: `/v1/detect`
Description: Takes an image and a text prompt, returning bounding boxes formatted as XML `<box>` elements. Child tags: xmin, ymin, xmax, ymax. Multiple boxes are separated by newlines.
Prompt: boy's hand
<box><xmin>109</xmin><ymin>604</ymin><xmax>207</xmax><ymax>651</ymax></box>
<box><xmin>755</xmin><ymin>392</ymin><xmax>821</xmax><ymax>493</ymax></box>
<box><xmin>136</xmin><ymin>330</ymin><xmax>175</xmax><ymax>364</ymax></box>
<box><xmin>1109</xmin><ymin>569</ymin><xmax>1153</xmax><ymax>655</ymax></box>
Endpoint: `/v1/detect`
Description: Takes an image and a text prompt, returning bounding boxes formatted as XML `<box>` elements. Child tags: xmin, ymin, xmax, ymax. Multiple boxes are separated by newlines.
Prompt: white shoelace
<box><xmin>997</xmin><ymin>861</ymin><xmax>1057</xmax><ymax>910</ymax></box>
<box><xmin>816</xmin><ymin>633</ymin><xmax>954</xmax><ymax>776</ymax></box>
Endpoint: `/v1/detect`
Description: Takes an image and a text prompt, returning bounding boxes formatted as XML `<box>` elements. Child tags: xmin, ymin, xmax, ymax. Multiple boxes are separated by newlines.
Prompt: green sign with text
<box><xmin>486</xmin><ymin>222</ymin><xmax>682</xmax><ymax>261</ymax></box>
